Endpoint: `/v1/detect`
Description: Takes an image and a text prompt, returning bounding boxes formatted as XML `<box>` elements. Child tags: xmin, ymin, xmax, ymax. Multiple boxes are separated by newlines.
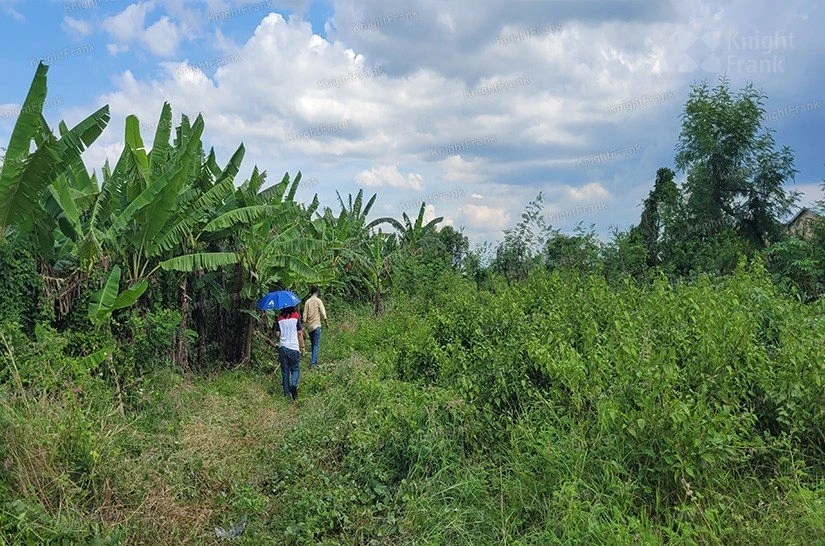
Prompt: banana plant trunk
<box><xmin>173</xmin><ymin>276</ymin><xmax>191</xmax><ymax>372</ymax></box>
<box><xmin>373</xmin><ymin>284</ymin><xmax>383</xmax><ymax>316</ymax></box>
<box><xmin>241</xmin><ymin>306</ymin><xmax>254</xmax><ymax>366</ymax></box>
<box><xmin>227</xmin><ymin>262</ymin><xmax>245</xmax><ymax>363</ymax></box>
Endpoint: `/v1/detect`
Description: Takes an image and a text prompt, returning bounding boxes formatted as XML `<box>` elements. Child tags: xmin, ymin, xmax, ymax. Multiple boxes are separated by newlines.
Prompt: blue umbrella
<box><xmin>257</xmin><ymin>290</ymin><xmax>301</xmax><ymax>311</ymax></box>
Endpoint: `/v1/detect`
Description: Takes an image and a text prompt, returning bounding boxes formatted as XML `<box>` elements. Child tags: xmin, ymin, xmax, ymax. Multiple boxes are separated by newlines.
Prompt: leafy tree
<box><xmin>601</xmin><ymin>227</ymin><xmax>649</xmax><ymax>282</ymax></box>
<box><xmin>437</xmin><ymin>225</ymin><xmax>469</xmax><ymax>270</ymax></box>
<box><xmin>492</xmin><ymin>193</ymin><xmax>547</xmax><ymax>284</ymax></box>
<box><xmin>0</xmin><ymin>63</ymin><xmax>109</xmax><ymax>235</ymax></box>
<box><xmin>544</xmin><ymin>224</ymin><xmax>602</xmax><ymax>273</ymax></box>
<box><xmin>380</xmin><ymin>202</ymin><xmax>443</xmax><ymax>248</ymax></box>
<box><xmin>633</xmin><ymin>167</ymin><xmax>679</xmax><ymax>267</ymax></box>
<box><xmin>675</xmin><ymin>77</ymin><xmax>797</xmax><ymax>251</ymax></box>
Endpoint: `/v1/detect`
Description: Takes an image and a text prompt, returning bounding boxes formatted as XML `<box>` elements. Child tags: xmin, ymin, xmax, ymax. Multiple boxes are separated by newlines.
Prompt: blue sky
<box><xmin>1</xmin><ymin>0</ymin><xmax>823</xmax><ymax>244</ymax></box>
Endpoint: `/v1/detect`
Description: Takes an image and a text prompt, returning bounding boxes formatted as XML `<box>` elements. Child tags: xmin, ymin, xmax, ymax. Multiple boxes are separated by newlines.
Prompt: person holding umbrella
<box><xmin>259</xmin><ymin>290</ymin><xmax>305</xmax><ymax>400</ymax></box>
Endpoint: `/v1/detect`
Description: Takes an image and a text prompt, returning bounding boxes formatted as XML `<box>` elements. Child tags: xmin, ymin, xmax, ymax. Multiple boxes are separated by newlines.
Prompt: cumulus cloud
<box><xmin>457</xmin><ymin>203</ymin><xmax>510</xmax><ymax>231</ymax></box>
<box><xmin>355</xmin><ymin>164</ymin><xmax>424</xmax><ymax>191</ymax></box>
<box><xmin>143</xmin><ymin>16</ymin><xmax>185</xmax><ymax>56</ymax></box>
<box><xmin>102</xmin><ymin>2</ymin><xmax>186</xmax><ymax>56</ymax></box>
<box><xmin>423</xmin><ymin>204</ymin><xmax>453</xmax><ymax>227</ymax></box>
<box><xmin>103</xmin><ymin>2</ymin><xmax>155</xmax><ymax>42</ymax></box>
<box><xmin>72</xmin><ymin>0</ymin><xmax>821</xmax><ymax>244</ymax></box>
<box><xmin>566</xmin><ymin>182</ymin><xmax>611</xmax><ymax>202</ymax></box>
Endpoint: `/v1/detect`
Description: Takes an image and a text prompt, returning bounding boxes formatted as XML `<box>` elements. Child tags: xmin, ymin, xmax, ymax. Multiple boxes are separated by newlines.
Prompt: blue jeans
<box><xmin>309</xmin><ymin>327</ymin><xmax>321</xmax><ymax>367</ymax></box>
<box><xmin>278</xmin><ymin>346</ymin><xmax>301</xmax><ymax>397</ymax></box>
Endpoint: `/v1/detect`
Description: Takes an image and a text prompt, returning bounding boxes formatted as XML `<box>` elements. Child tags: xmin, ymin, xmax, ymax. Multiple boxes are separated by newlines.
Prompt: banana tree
<box><xmin>376</xmin><ymin>202</ymin><xmax>443</xmax><ymax>248</ymax></box>
<box><xmin>360</xmin><ymin>230</ymin><xmax>396</xmax><ymax>316</ymax></box>
<box><xmin>0</xmin><ymin>63</ymin><xmax>110</xmax><ymax>236</ymax></box>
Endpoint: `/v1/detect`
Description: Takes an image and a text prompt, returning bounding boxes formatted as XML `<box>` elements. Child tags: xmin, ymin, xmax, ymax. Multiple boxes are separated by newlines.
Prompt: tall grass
<box><xmin>2</xmin><ymin>261</ymin><xmax>824</xmax><ymax>543</ymax></box>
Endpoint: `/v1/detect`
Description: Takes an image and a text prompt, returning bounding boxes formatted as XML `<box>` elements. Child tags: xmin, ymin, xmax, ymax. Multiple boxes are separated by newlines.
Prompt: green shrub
<box><xmin>0</xmin><ymin>237</ymin><xmax>42</xmax><ymax>333</ymax></box>
<box><xmin>118</xmin><ymin>308</ymin><xmax>182</xmax><ymax>376</ymax></box>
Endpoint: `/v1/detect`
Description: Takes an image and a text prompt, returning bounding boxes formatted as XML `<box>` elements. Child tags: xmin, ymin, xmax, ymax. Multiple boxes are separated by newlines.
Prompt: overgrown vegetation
<box><xmin>1</xmin><ymin>64</ymin><xmax>824</xmax><ymax>544</ymax></box>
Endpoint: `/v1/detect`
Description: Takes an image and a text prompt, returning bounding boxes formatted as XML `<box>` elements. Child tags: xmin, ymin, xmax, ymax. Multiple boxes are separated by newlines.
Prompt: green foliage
<box><xmin>635</xmin><ymin>167</ymin><xmax>679</xmax><ymax>267</ymax></box>
<box><xmin>0</xmin><ymin>237</ymin><xmax>42</xmax><ymax>332</ymax></box>
<box><xmin>118</xmin><ymin>309</ymin><xmax>182</xmax><ymax>379</ymax></box>
<box><xmin>544</xmin><ymin>223</ymin><xmax>602</xmax><ymax>273</ymax></box>
<box><xmin>0</xmin><ymin>321</ymin><xmax>110</xmax><ymax>400</ymax></box>
<box><xmin>675</xmin><ymin>77</ymin><xmax>797</xmax><ymax>250</ymax></box>
<box><xmin>1</xmin><ymin>60</ymin><xmax>823</xmax><ymax>546</ymax></box>
<box><xmin>765</xmin><ymin>232</ymin><xmax>825</xmax><ymax>302</ymax></box>
<box><xmin>88</xmin><ymin>266</ymin><xmax>149</xmax><ymax>327</ymax></box>
<box><xmin>492</xmin><ymin>193</ymin><xmax>547</xmax><ymax>283</ymax></box>
<box><xmin>382</xmin><ymin>261</ymin><xmax>825</xmax><ymax>542</ymax></box>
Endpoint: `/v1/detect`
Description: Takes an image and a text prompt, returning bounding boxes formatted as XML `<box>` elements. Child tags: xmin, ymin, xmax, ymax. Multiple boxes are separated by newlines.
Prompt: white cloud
<box><xmin>457</xmin><ymin>203</ymin><xmax>510</xmax><ymax>230</ymax></box>
<box><xmin>62</xmin><ymin>16</ymin><xmax>93</xmax><ymax>38</ymax></box>
<box><xmin>355</xmin><ymin>164</ymin><xmax>424</xmax><ymax>191</ymax></box>
<box><xmin>77</xmin><ymin>0</ymin><xmax>820</xmax><ymax>244</ymax></box>
<box><xmin>566</xmin><ymin>182</ymin><xmax>611</xmax><ymax>202</ymax></box>
<box><xmin>103</xmin><ymin>2</ymin><xmax>154</xmax><ymax>42</ymax></box>
<box><xmin>107</xmin><ymin>43</ymin><xmax>130</xmax><ymax>55</ymax></box>
<box><xmin>0</xmin><ymin>0</ymin><xmax>23</xmax><ymax>21</ymax></box>
<box><xmin>143</xmin><ymin>16</ymin><xmax>185</xmax><ymax>56</ymax></box>
<box><xmin>440</xmin><ymin>155</ymin><xmax>487</xmax><ymax>183</ymax></box>
<box><xmin>102</xmin><ymin>2</ymin><xmax>186</xmax><ymax>57</ymax></box>
<box><xmin>423</xmin><ymin>204</ymin><xmax>453</xmax><ymax>227</ymax></box>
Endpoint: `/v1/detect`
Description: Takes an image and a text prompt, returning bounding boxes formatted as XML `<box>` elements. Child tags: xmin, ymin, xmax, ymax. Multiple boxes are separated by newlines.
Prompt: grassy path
<box><xmin>121</xmin><ymin>355</ymin><xmax>383</xmax><ymax>544</ymax></box>
<box><xmin>127</xmin><ymin>369</ymin><xmax>300</xmax><ymax>543</ymax></box>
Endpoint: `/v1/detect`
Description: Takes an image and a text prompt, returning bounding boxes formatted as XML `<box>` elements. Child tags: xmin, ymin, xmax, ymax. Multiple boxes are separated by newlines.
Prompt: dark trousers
<box><xmin>278</xmin><ymin>346</ymin><xmax>301</xmax><ymax>397</ymax></box>
<box><xmin>308</xmin><ymin>327</ymin><xmax>321</xmax><ymax>366</ymax></box>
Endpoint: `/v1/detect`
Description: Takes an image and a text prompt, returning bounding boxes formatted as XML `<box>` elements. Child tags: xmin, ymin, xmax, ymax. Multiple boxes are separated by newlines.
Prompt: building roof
<box><xmin>785</xmin><ymin>207</ymin><xmax>818</xmax><ymax>227</ymax></box>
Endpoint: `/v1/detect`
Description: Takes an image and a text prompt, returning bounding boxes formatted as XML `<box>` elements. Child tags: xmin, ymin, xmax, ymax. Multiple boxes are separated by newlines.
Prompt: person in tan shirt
<box><xmin>303</xmin><ymin>286</ymin><xmax>328</xmax><ymax>367</ymax></box>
